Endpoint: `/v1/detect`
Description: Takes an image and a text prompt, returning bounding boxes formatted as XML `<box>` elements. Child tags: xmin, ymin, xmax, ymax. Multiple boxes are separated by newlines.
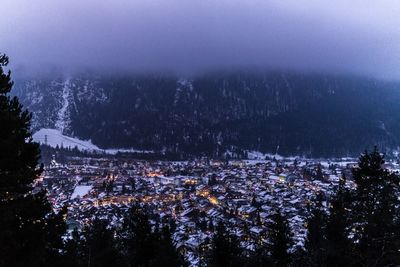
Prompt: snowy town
<box><xmin>34</xmin><ymin>153</ymin><xmax>400</xmax><ymax>265</ymax></box>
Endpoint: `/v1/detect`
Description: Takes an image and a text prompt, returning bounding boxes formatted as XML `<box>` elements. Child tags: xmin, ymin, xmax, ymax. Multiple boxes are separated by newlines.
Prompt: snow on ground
<box><xmin>247</xmin><ymin>150</ymin><xmax>267</xmax><ymax>160</ymax></box>
<box><xmin>32</xmin><ymin>128</ymin><xmax>153</xmax><ymax>154</ymax></box>
<box><xmin>33</xmin><ymin>128</ymin><xmax>99</xmax><ymax>151</ymax></box>
<box><xmin>247</xmin><ymin>150</ymin><xmax>358</xmax><ymax>161</ymax></box>
<box><xmin>104</xmin><ymin>148</ymin><xmax>153</xmax><ymax>154</ymax></box>
<box><xmin>55</xmin><ymin>79</ymin><xmax>71</xmax><ymax>133</ymax></box>
<box><xmin>71</xmin><ymin>185</ymin><xmax>92</xmax><ymax>199</ymax></box>
<box><xmin>247</xmin><ymin>150</ymin><xmax>299</xmax><ymax>161</ymax></box>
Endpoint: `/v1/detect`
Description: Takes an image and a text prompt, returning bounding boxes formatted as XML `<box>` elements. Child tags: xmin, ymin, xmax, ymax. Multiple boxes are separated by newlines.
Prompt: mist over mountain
<box><xmin>2</xmin><ymin>1</ymin><xmax>400</xmax><ymax>80</ymax></box>
<box><xmin>13</xmin><ymin>71</ymin><xmax>400</xmax><ymax>158</ymax></box>
<box><xmin>4</xmin><ymin>1</ymin><xmax>400</xmax><ymax>266</ymax></box>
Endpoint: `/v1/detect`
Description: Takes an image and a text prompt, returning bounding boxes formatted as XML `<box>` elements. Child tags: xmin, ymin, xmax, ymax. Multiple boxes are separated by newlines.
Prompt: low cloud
<box><xmin>1</xmin><ymin>0</ymin><xmax>400</xmax><ymax>79</ymax></box>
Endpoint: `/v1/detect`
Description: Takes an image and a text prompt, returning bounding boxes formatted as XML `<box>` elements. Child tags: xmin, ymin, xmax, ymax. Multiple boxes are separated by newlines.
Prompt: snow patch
<box><xmin>104</xmin><ymin>148</ymin><xmax>153</xmax><ymax>155</ymax></box>
<box><xmin>33</xmin><ymin>128</ymin><xmax>99</xmax><ymax>151</ymax></box>
<box><xmin>32</xmin><ymin>128</ymin><xmax>154</xmax><ymax>154</ymax></box>
<box><xmin>247</xmin><ymin>150</ymin><xmax>299</xmax><ymax>161</ymax></box>
<box><xmin>71</xmin><ymin>185</ymin><xmax>92</xmax><ymax>199</ymax></box>
<box><xmin>55</xmin><ymin>79</ymin><xmax>71</xmax><ymax>133</ymax></box>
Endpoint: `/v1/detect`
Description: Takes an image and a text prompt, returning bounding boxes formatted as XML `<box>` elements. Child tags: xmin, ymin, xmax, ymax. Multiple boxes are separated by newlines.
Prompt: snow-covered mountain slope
<box><xmin>14</xmin><ymin>72</ymin><xmax>400</xmax><ymax>157</ymax></box>
<box><xmin>14</xmin><ymin>76</ymin><xmax>109</xmax><ymax>135</ymax></box>
<box><xmin>54</xmin><ymin>79</ymin><xmax>72</xmax><ymax>132</ymax></box>
<box><xmin>33</xmin><ymin>128</ymin><xmax>100</xmax><ymax>151</ymax></box>
<box><xmin>32</xmin><ymin>128</ymin><xmax>153</xmax><ymax>154</ymax></box>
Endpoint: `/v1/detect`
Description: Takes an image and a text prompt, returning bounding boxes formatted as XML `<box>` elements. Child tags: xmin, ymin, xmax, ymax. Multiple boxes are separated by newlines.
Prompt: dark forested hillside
<box><xmin>13</xmin><ymin>72</ymin><xmax>400</xmax><ymax>157</ymax></box>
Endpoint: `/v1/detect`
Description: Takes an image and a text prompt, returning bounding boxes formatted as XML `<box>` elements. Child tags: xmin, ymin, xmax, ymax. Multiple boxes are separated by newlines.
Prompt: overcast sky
<box><xmin>1</xmin><ymin>0</ymin><xmax>400</xmax><ymax>79</ymax></box>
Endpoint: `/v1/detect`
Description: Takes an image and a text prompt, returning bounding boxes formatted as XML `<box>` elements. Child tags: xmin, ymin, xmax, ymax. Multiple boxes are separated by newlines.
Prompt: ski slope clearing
<box><xmin>32</xmin><ymin>128</ymin><xmax>153</xmax><ymax>154</ymax></box>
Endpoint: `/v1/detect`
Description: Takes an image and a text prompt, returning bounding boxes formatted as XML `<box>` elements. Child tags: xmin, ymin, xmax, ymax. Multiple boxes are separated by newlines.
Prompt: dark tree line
<box><xmin>208</xmin><ymin>148</ymin><xmax>400</xmax><ymax>267</ymax></box>
<box><xmin>2</xmin><ymin>53</ymin><xmax>400</xmax><ymax>266</ymax></box>
<box><xmin>68</xmin><ymin>74</ymin><xmax>400</xmax><ymax>158</ymax></box>
<box><xmin>280</xmin><ymin>148</ymin><xmax>400</xmax><ymax>267</ymax></box>
<box><xmin>15</xmin><ymin>70</ymin><xmax>400</xmax><ymax>158</ymax></box>
<box><xmin>0</xmin><ymin>53</ymin><xmax>186</xmax><ymax>267</ymax></box>
<box><xmin>62</xmin><ymin>204</ymin><xmax>186</xmax><ymax>267</ymax></box>
<box><xmin>0</xmin><ymin>53</ymin><xmax>67</xmax><ymax>267</ymax></box>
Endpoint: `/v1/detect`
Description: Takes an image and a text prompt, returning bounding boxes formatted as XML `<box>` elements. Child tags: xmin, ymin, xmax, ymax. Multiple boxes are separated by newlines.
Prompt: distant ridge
<box><xmin>16</xmin><ymin>72</ymin><xmax>400</xmax><ymax>157</ymax></box>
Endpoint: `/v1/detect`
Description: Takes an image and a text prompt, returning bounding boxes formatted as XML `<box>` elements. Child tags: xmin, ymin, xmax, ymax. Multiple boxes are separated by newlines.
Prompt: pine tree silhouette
<box><xmin>325</xmin><ymin>174</ymin><xmax>352</xmax><ymax>266</ymax></box>
<box><xmin>303</xmin><ymin>196</ymin><xmax>327</xmax><ymax>266</ymax></box>
<box><xmin>351</xmin><ymin>148</ymin><xmax>400</xmax><ymax>265</ymax></box>
<box><xmin>209</xmin><ymin>221</ymin><xmax>243</xmax><ymax>267</ymax></box>
<box><xmin>0</xmin><ymin>53</ymin><xmax>66</xmax><ymax>266</ymax></box>
<box><xmin>268</xmin><ymin>210</ymin><xmax>293</xmax><ymax>267</ymax></box>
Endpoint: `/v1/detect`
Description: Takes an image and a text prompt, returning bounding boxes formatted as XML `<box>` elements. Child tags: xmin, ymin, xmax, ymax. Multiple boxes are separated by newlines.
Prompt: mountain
<box><xmin>12</xmin><ymin>72</ymin><xmax>400</xmax><ymax>158</ymax></box>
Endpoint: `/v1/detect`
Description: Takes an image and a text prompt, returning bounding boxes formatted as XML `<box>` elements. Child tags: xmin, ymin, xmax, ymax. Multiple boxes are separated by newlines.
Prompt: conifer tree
<box><xmin>120</xmin><ymin>204</ymin><xmax>156</xmax><ymax>266</ymax></box>
<box><xmin>268</xmin><ymin>210</ymin><xmax>293</xmax><ymax>267</ymax></box>
<box><xmin>351</xmin><ymin>148</ymin><xmax>400</xmax><ymax>265</ymax></box>
<box><xmin>62</xmin><ymin>228</ymin><xmax>84</xmax><ymax>267</ymax></box>
<box><xmin>152</xmin><ymin>225</ymin><xmax>187</xmax><ymax>267</ymax></box>
<box><xmin>120</xmin><ymin>203</ymin><xmax>185</xmax><ymax>267</ymax></box>
<box><xmin>315</xmin><ymin>164</ymin><xmax>324</xmax><ymax>180</ymax></box>
<box><xmin>0</xmin><ymin>53</ymin><xmax>66</xmax><ymax>266</ymax></box>
<box><xmin>80</xmin><ymin>218</ymin><xmax>121</xmax><ymax>267</ymax></box>
<box><xmin>209</xmin><ymin>221</ymin><xmax>243</xmax><ymax>267</ymax></box>
<box><xmin>325</xmin><ymin>174</ymin><xmax>352</xmax><ymax>266</ymax></box>
<box><xmin>303</xmin><ymin>198</ymin><xmax>327</xmax><ymax>266</ymax></box>
<box><xmin>251</xmin><ymin>246</ymin><xmax>273</xmax><ymax>267</ymax></box>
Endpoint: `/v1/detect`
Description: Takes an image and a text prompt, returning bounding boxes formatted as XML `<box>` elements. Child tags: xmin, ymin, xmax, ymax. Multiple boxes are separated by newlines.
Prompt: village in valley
<box><xmin>35</xmin><ymin>151</ymin><xmax>400</xmax><ymax>265</ymax></box>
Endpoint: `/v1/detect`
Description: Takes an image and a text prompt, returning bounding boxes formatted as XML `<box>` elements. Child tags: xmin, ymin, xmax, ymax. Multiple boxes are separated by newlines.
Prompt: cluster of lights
<box><xmin>208</xmin><ymin>196</ymin><xmax>219</xmax><ymax>205</ymax></box>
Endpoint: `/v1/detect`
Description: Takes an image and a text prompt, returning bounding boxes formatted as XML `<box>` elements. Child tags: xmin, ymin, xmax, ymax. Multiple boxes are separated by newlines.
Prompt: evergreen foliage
<box><xmin>3</xmin><ymin>53</ymin><xmax>400</xmax><ymax>266</ymax></box>
<box><xmin>208</xmin><ymin>221</ymin><xmax>243</xmax><ymax>267</ymax></box>
<box><xmin>301</xmin><ymin>148</ymin><xmax>400</xmax><ymax>266</ymax></box>
<box><xmin>325</xmin><ymin>174</ymin><xmax>352</xmax><ymax>266</ymax></box>
<box><xmin>118</xmin><ymin>203</ymin><xmax>186</xmax><ymax>267</ymax></box>
<box><xmin>303</xmin><ymin>199</ymin><xmax>328</xmax><ymax>266</ymax></box>
<box><xmin>351</xmin><ymin>147</ymin><xmax>400</xmax><ymax>265</ymax></box>
<box><xmin>268</xmin><ymin>210</ymin><xmax>293</xmax><ymax>267</ymax></box>
<box><xmin>15</xmin><ymin>73</ymin><xmax>400</xmax><ymax>158</ymax></box>
<box><xmin>0</xmin><ymin>53</ymin><xmax>66</xmax><ymax>267</ymax></box>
